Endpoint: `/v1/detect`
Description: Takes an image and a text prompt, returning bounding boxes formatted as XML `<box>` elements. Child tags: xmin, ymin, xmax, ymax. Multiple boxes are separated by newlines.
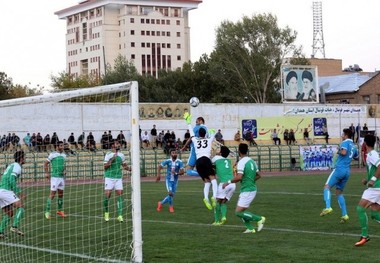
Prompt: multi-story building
<box><xmin>55</xmin><ymin>0</ymin><xmax>201</xmax><ymax>79</ymax></box>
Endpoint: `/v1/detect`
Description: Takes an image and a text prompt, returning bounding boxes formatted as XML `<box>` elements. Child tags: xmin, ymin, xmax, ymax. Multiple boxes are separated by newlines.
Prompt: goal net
<box><xmin>0</xmin><ymin>81</ymin><xmax>142</xmax><ymax>263</ymax></box>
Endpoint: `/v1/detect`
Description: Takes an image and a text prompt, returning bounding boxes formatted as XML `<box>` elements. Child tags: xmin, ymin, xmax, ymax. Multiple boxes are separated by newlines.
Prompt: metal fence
<box><xmin>0</xmin><ymin>143</ymin><xmax>361</xmax><ymax>181</ymax></box>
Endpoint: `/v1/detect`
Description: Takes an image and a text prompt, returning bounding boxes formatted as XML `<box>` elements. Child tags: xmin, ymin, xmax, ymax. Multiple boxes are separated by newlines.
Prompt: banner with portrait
<box><xmin>139</xmin><ymin>103</ymin><xmax>189</xmax><ymax>120</ymax></box>
<box><xmin>281</xmin><ymin>65</ymin><xmax>319</xmax><ymax>103</ymax></box>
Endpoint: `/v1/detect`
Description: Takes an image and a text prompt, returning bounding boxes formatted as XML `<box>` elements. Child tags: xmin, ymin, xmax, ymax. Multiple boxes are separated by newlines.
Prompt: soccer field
<box><xmin>0</xmin><ymin>172</ymin><xmax>378</xmax><ymax>262</ymax></box>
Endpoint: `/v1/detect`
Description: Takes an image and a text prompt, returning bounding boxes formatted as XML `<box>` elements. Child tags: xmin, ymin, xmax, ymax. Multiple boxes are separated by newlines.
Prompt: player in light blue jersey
<box><xmin>320</xmin><ymin>128</ymin><xmax>358</xmax><ymax>223</ymax></box>
<box><xmin>181</xmin><ymin>115</ymin><xmax>208</xmax><ymax>177</ymax></box>
<box><xmin>156</xmin><ymin>149</ymin><xmax>184</xmax><ymax>213</ymax></box>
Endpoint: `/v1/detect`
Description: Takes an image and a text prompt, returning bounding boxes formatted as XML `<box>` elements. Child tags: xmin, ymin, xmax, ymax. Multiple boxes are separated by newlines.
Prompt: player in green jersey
<box><xmin>223</xmin><ymin>143</ymin><xmax>265</xmax><ymax>233</ymax></box>
<box><xmin>355</xmin><ymin>134</ymin><xmax>380</xmax><ymax>246</ymax></box>
<box><xmin>44</xmin><ymin>141</ymin><xmax>67</xmax><ymax>219</ymax></box>
<box><xmin>103</xmin><ymin>139</ymin><xmax>130</xmax><ymax>222</ymax></box>
<box><xmin>211</xmin><ymin>145</ymin><xmax>236</xmax><ymax>225</ymax></box>
<box><xmin>0</xmin><ymin>150</ymin><xmax>26</xmax><ymax>237</ymax></box>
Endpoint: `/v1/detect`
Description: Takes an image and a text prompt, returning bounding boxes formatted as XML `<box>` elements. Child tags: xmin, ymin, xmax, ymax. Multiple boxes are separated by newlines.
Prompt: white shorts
<box><xmin>216</xmin><ymin>183</ymin><xmax>236</xmax><ymax>201</ymax></box>
<box><xmin>104</xmin><ymin>178</ymin><xmax>123</xmax><ymax>191</ymax></box>
<box><xmin>51</xmin><ymin>177</ymin><xmax>65</xmax><ymax>191</ymax></box>
<box><xmin>361</xmin><ymin>188</ymin><xmax>380</xmax><ymax>204</ymax></box>
<box><xmin>0</xmin><ymin>189</ymin><xmax>20</xmax><ymax>208</ymax></box>
<box><xmin>237</xmin><ymin>191</ymin><xmax>257</xmax><ymax>208</ymax></box>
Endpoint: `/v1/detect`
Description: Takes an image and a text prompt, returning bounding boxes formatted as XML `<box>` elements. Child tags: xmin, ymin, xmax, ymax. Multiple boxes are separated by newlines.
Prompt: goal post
<box><xmin>0</xmin><ymin>81</ymin><xmax>143</xmax><ymax>263</ymax></box>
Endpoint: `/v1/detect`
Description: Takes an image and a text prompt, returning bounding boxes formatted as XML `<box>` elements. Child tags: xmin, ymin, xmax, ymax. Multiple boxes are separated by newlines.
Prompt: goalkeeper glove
<box><xmin>183</xmin><ymin>112</ymin><xmax>192</xmax><ymax>125</ymax></box>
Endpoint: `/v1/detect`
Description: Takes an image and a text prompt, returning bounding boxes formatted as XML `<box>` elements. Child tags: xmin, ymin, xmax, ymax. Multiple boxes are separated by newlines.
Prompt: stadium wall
<box><xmin>0</xmin><ymin>103</ymin><xmax>373</xmax><ymax>144</ymax></box>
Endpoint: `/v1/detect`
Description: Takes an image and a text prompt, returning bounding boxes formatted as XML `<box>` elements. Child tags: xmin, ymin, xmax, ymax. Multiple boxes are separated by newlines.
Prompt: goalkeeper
<box><xmin>0</xmin><ymin>150</ymin><xmax>26</xmax><ymax>237</ymax></box>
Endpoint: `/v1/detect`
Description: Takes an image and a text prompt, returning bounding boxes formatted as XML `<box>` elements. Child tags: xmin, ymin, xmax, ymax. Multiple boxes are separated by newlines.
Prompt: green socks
<box><xmin>357</xmin><ymin>205</ymin><xmax>368</xmax><ymax>237</ymax></box>
<box><xmin>12</xmin><ymin>207</ymin><xmax>25</xmax><ymax>228</ymax></box>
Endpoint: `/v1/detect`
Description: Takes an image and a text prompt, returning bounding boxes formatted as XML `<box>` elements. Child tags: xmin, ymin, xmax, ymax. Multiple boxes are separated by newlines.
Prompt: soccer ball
<box><xmin>189</xmin><ymin>97</ymin><xmax>200</xmax><ymax>107</ymax></box>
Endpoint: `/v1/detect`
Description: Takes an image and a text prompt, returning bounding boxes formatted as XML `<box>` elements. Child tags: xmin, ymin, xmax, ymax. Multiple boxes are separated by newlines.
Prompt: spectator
<box><xmin>303</xmin><ymin>128</ymin><xmax>312</xmax><ymax>145</ymax></box>
<box><xmin>363</xmin><ymin>123</ymin><xmax>369</xmax><ymax>131</ymax></box>
<box><xmin>86</xmin><ymin>132</ymin><xmax>96</xmax><ymax>152</ymax></box>
<box><xmin>234</xmin><ymin>131</ymin><xmax>242</xmax><ymax>142</ymax></box>
<box><xmin>51</xmin><ymin>132</ymin><xmax>59</xmax><ymax>147</ymax></box>
<box><xmin>355</xmin><ymin>123</ymin><xmax>361</xmax><ymax>143</ymax></box>
<box><xmin>43</xmin><ymin>134</ymin><xmax>51</xmax><ymax>152</ymax></box>
<box><xmin>182</xmin><ymin>129</ymin><xmax>191</xmax><ymax>150</ymax></box>
<box><xmin>150</xmin><ymin>124</ymin><xmax>158</xmax><ymax>149</ymax></box>
<box><xmin>215</xmin><ymin>129</ymin><xmax>225</xmax><ymax>145</ymax></box>
<box><xmin>117</xmin><ymin>130</ymin><xmax>127</xmax><ymax>149</ymax></box>
<box><xmin>175</xmin><ymin>138</ymin><xmax>183</xmax><ymax>150</ymax></box>
<box><xmin>78</xmin><ymin>132</ymin><xmax>85</xmax><ymax>150</ymax></box>
<box><xmin>0</xmin><ymin>135</ymin><xmax>6</xmax><ymax>152</ymax></box>
<box><xmin>23</xmin><ymin>133</ymin><xmax>32</xmax><ymax>151</ymax></box>
<box><xmin>36</xmin><ymin>132</ymin><xmax>43</xmax><ymax>152</ymax></box>
<box><xmin>101</xmin><ymin>131</ymin><xmax>108</xmax><ymax>149</ymax></box>
<box><xmin>283</xmin><ymin>129</ymin><xmax>290</xmax><ymax>145</ymax></box>
<box><xmin>244</xmin><ymin>130</ymin><xmax>257</xmax><ymax>146</ymax></box>
<box><xmin>68</xmin><ymin>132</ymin><xmax>78</xmax><ymax>149</ymax></box>
<box><xmin>157</xmin><ymin>130</ymin><xmax>164</xmax><ymax>149</ymax></box>
<box><xmin>11</xmin><ymin>132</ymin><xmax>20</xmax><ymax>150</ymax></box>
<box><xmin>31</xmin><ymin>133</ymin><xmax>37</xmax><ymax>151</ymax></box>
<box><xmin>163</xmin><ymin>130</ymin><xmax>171</xmax><ymax>153</ymax></box>
<box><xmin>63</xmin><ymin>139</ymin><xmax>75</xmax><ymax>156</ymax></box>
<box><xmin>107</xmin><ymin>131</ymin><xmax>113</xmax><ymax>149</ymax></box>
<box><xmin>271</xmin><ymin>129</ymin><xmax>281</xmax><ymax>145</ymax></box>
<box><xmin>141</xmin><ymin>131</ymin><xmax>150</xmax><ymax>148</ymax></box>
<box><xmin>322</xmin><ymin>124</ymin><xmax>329</xmax><ymax>144</ymax></box>
<box><xmin>289</xmin><ymin>129</ymin><xmax>296</xmax><ymax>145</ymax></box>
<box><xmin>349</xmin><ymin>123</ymin><xmax>356</xmax><ymax>141</ymax></box>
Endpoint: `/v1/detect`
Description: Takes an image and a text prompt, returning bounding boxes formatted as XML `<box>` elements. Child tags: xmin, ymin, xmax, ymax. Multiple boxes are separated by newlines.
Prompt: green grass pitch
<box><xmin>1</xmin><ymin>172</ymin><xmax>379</xmax><ymax>262</ymax></box>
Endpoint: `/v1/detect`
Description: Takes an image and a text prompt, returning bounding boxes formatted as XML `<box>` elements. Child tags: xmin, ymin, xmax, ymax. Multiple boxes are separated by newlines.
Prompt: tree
<box><xmin>211</xmin><ymin>13</ymin><xmax>301</xmax><ymax>103</ymax></box>
<box><xmin>50</xmin><ymin>72</ymin><xmax>101</xmax><ymax>91</ymax></box>
<box><xmin>0</xmin><ymin>72</ymin><xmax>13</xmax><ymax>100</ymax></box>
<box><xmin>102</xmin><ymin>55</ymin><xmax>139</xmax><ymax>85</ymax></box>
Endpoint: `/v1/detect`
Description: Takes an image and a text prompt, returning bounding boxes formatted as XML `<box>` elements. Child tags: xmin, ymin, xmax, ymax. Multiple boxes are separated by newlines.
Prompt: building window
<box><xmin>141</xmin><ymin>18</ymin><xmax>144</xmax><ymax>23</ymax></box>
<box><xmin>131</xmin><ymin>42</ymin><xmax>135</xmax><ymax>47</ymax></box>
<box><xmin>156</xmin><ymin>19</ymin><xmax>160</xmax><ymax>24</ymax></box>
<box><xmin>147</xmin><ymin>43</ymin><xmax>151</xmax><ymax>48</ymax></box>
<box><xmin>146</xmin><ymin>19</ymin><xmax>150</xmax><ymax>24</ymax></box>
<box><xmin>167</xmin><ymin>43</ymin><xmax>171</xmax><ymax>48</ymax></box>
<box><xmin>177</xmin><ymin>44</ymin><xmax>181</xmax><ymax>49</ymax></box>
<box><xmin>177</xmin><ymin>55</ymin><xmax>181</xmax><ymax>61</ymax></box>
<box><xmin>162</xmin><ymin>43</ymin><xmax>166</xmax><ymax>48</ymax></box>
<box><xmin>131</xmin><ymin>54</ymin><xmax>135</xmax><ymax>59</ymax></box>
<box><xmin>157</xmin><ymin>31</ymin><xmax>160</xmax><ymax>36</ymax></box>
<box><xmin>151</xmin><ymin>19</ymin><xmax>155</xmax><ymax>24</ymax></box>
<box><xmin>147</xmin><ymin>31</ymin><xmax>150</xmax><ymax>36</ymax></box>
<box><xmin>152</xmin><ymin>31</ymin><xmax>155</xmax><ymax>36</ymax></box>
<box><xmin>176</xmin><ymin>20</ymin><xmax>180</xmax><ymax>25</ymax></box>
<box><xmin>167</xmin><ymin>32</ymin><xmax>170</xmax><ymax>37</ymax></box>
<box><xmin>130</xmin><ymin>18</ymin><xmax>134</xmax><ymax>23</ymax></box>
<box><xmin>161</xmin><ymin>19</ymin><xmax>165</xmax><ymax>24</ymax></box>
<box><xmin>363</xmin><ymin>95</ymin><xmax>370</xmax><ymax>104</ymax></box>
<box><xmin>166</xmin><ymin>20</ymin><xmax>170</xmax><ymax>25</ymax></box>
<box><xmin>131</xmin><ymin>30</ymin><xmax>135</xmax><ymax>35</ymax></box>
<box><xmin>141</xmin><ymin>31</ymin><xmax>145</xmax><ymax>36</ymax></box>
<box><xmin>176</xmin><ymin>32</ymin><xmax>180</xmax><ymax>37</ymax></box>
<box><xmin>141</xmin><ymin>43</ymin><xmax>145</xmax><ymax>48</ymax></box>
<box><xmin>162</xmin><ymin>31</ymin><xmax>166</xmax><ymax>36</ymax></box>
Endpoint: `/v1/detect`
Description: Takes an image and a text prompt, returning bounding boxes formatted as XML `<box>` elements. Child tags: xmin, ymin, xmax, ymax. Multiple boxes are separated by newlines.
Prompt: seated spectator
<box><xmin>244</xmin><ymin>130</ymin><xmax>257</xmax><ymax>146</ymax></box>
<box><xmin>63</xmin><ymin>139</ymin><xmax>76</xmax><ymax>156</ymax></box>
<box><xmin>107</xmin><ymin>130</ymin><xmax>113</xmax><ymax>149</ymax></box>
<box><xmin>303</xmin><ymin>128</ymin><xmax>312</xmax><ymax>145</ymax></box>
<box><xmin>68</xmin><ymin>132</ymin><xmax>78</xmax><ymax>149</ymax></box>
<box><xmin>10</xmin><ymin>133</ymin><xmax>20</xmax><ymax>151</ymax></box>
<box><xmin>289</xmin><ymin>129</ymin><xmax>296</xmax><ymax>145</ymax></box>
<box><xmin>43</xmin><ymin>134</ymin><xmax>51</xmax><ymax>151</ymax></box>
<box><xmin>234</xmin><ymin>131</ymin><xmax>242</xmax><ymax>142</ymax></box>
<box><xmin>117</xmin><ymin>130</ymin><xmax>127</xmax><ymax>149</ymax></box>
<box><xmin>283</xmin><ymin>129</ymin><xmax>290</xmax><ymax>145</ymax></box>
<box><xmin>86</xmin><ymin>132</ymin><xmax>96</xmax><ymax>152</ymax></box>
<box><xmin>78</xmin><ymin>132</ymin><xmax>85</xmax><ymax>150</ymax></box>
<box><xmin>23</xmin><ymin>133</ymin><xmax>32</xmax><ymax>151</ymax></box>
<box><xmin>0</xmin><ymin>135</ymin><xmax>7</xmax><ymax>152</ymax></box>
<box><xmin>215</xmin><ymin>129</ymin><xmax>225</xmax><ymax>145</ymax></box>
<box><xmin>271</xmin><ymin>129</ymin><xmax>281</xmax><ymax>145</ymax></box>
<box><xmin>175</xmin><ymin>138</ymin><xmax>183</xmax><ymax>150</ymax></box>
<box><xmin>141</xmin><ymin>131</ymin><xmax>150</xmax><ymax>148</ymax></box>
<box><xmin>31</xmin><ymin>133</ymin><xmax>37</xmax><ymax>151</ymax></box>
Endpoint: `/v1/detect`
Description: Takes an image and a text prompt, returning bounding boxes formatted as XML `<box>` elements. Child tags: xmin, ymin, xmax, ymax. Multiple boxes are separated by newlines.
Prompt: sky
<box><xmin>1</xmin><ymin>0</ymin><xmax>379</xmax><ymax>89</ymax></box>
